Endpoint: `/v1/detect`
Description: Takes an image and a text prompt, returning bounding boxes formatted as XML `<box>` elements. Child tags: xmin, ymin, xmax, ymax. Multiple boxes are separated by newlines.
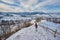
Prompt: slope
<box><xmin>6</xmin><ymin>20</ymin><xmax>60</xmax><ymax>40</ymax></box>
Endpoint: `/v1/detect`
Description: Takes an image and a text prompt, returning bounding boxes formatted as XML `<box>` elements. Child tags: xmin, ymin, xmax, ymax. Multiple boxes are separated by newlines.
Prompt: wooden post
<box><xmin>54</xmin><ymin>29</ymin><xmax>57</xmax><ymax>37</ymax></box>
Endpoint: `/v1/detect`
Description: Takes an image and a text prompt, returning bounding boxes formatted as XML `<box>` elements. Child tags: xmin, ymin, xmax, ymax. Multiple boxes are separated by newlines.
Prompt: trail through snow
<box><xmin>6</xmin><ymin>21</ymin><xmax>60</xmax><ymax>40</ymax></box>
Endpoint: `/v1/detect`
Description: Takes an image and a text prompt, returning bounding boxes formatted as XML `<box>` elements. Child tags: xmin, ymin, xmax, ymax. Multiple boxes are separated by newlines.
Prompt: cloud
<box><xmin>0</xmin><ymin>0</ymin><xmax>60</xmax><ymax>12</ymax></box>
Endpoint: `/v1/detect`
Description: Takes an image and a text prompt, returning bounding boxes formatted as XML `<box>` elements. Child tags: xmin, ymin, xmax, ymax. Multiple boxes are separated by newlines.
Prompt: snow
<box><xmin>0</xmin><ymin>14</ymin><xmax>32</xmax><ymax>21</ymax></box>
<box><xmin>31</xmin><ymin>20</ymin><xmax>36</xmax><ymax>24</ymax></box>
<box><xmin>0</xmin><ymin>13</ymin><xmax>60</xmax><ymax>40</ymax></box>
<box><xmin>40</xmin><ymin>20</ymin><xmax>60</xmax><ymax>33</ymax></box>
<box><xmin>6</xmin><ymin>20</ymin><xmax>60</xmax><ymax>40</ymax></box>
<box><xmin>0</xmin><ymin>14</ymin><xmax>21</xmax><ymax>21</ymax></box>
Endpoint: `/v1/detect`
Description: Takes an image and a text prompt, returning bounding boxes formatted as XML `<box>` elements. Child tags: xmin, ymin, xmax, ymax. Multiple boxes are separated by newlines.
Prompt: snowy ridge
<box><xmin>0</xmin><ymin>14</ymin><xmax>32</xmax><ymax>21</ymax></box>
<box><xmin>6</xmin><ymin>20</ymin><xmax>60</xmax><ymax>40</ymax></box>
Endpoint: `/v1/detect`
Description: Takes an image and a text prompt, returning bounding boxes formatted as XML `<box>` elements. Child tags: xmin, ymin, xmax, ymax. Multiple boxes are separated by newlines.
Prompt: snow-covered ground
<box><xmin>0</xmin><ymin>14</ymin><xmax>32</xmax><ymax>21</ymax></box>
<box><xmin>0</xmin><ymin>13</ymin><xmax>60</xmax><ymax>40</ymax></box>
<box><xmin>6</xmin><ymin>20</ymin><xmax>60</xmax><ymax>40</ymax></box>
<box><xmin>0</xmin><ymin>14</ymin><xmax>32</xmax><ymax>37</ymax></box>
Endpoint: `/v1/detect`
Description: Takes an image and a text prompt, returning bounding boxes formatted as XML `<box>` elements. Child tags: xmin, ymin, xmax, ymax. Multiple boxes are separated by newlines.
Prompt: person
<box><xmin>35</xmin><ymin>22</ymin><xmax>38</xmax><ymax>32</ymax></box>
<box><xmin>0</xmin><ymin>37</ymin><xmax>1</xmax><ymax>40</ymax></box>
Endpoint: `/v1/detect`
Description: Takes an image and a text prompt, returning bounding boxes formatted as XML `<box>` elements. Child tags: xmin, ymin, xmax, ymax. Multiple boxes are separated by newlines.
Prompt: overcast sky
<box><xmin>0</xmin><ymin>0</ymin><xmax>60</xmax><ymax>13</ymax></box>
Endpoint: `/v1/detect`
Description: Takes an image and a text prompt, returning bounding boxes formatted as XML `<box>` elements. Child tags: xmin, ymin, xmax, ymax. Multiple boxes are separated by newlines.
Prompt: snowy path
<box><xmin>6</xmin><ymin>24</ymin><xmax>60</xmax><ymax>40</ymax></box>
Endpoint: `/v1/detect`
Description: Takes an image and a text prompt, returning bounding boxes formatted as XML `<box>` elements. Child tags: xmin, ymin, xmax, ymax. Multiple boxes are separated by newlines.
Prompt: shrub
<box><xmin>35</xmin><ymin>17</ymin><xmax>41</xmax><ymax>22</ymax></box>
<box><xmin>22</xmin><ymin>21</ymin><xmax>32</xmax><ymax>28</ymax></box>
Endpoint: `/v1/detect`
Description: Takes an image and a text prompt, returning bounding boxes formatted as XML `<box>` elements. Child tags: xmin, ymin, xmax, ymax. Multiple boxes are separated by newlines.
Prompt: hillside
<box><xmin>6</xmin><ymin>20</ymin><xmax>60</xmax><ymax>40</ymax></box>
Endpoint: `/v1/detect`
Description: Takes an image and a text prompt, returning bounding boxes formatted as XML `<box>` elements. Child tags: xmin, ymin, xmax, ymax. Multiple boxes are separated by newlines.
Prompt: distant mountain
<box><xmin>0</xmin><ymin>12</ymin><xmax>60</xmax><ymax>17</ymax></box>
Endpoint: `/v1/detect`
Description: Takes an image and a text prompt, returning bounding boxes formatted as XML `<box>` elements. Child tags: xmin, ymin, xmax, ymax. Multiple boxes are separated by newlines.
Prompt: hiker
<box><xmin>0</xmin><ymin>37</ymin><xmax>1</xmax><ymax>40</ymax></box>
<box><xmin>35</xmin><ymin>22</ymin><xmax>38</xmax><ymax>32</ymax></box>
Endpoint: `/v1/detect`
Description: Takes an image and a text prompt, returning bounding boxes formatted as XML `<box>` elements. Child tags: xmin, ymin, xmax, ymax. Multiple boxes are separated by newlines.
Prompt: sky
<box><xmin>0</xmin><ymin>0</ymin><xmax>60</xmax><ymax>13</ymax></box>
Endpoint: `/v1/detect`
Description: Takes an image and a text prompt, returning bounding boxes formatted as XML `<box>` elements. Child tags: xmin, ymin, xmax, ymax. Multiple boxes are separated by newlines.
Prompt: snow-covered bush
<box><xmin>22</xmin><ymin>21</ymin><xmax>32</xmax><ymax>28</ymax></box>
<box><xmin>35</xmin><ymin>17</ymin><xmax>41</xmax><ymax>22</ymax></box>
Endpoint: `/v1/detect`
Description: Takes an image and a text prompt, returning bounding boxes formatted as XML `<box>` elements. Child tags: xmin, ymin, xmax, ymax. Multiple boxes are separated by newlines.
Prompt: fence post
<box><xmin>54</xmin><ymin>29</ymin><xmax>57</xmax><ymax>37</ymax></box>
